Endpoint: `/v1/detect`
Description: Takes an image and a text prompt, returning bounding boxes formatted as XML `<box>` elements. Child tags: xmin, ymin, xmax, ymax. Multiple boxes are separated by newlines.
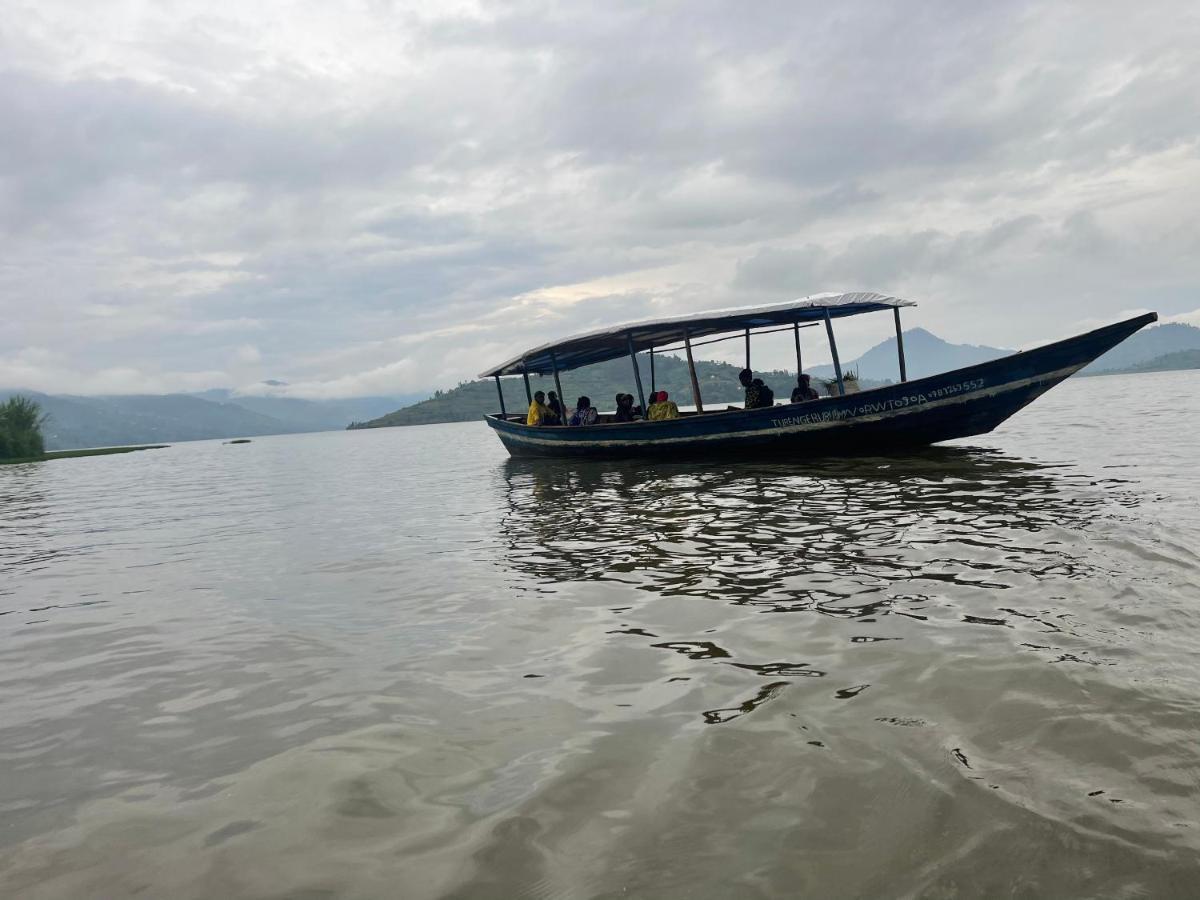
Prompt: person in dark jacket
<box><xmin>739</xmin><ymin>369</ymin><xmax>774</xmax><ymax>409</ymax></box>
<box><xmin>790</xmin><ymin>374</ymin><xmax>819</xmax><ymax>403</ymax></box>
<box><xmin>613</xmin><ymin>393</ymin><xmax>638</xmax><ymax>422</ymax></box>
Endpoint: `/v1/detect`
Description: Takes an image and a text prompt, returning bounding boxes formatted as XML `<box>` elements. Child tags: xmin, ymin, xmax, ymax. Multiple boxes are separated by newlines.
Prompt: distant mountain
<box><xmin>1132</xmin><ymin>348</ymin><xmax>1200</xmax><ymax>372</ymax></box>
<box><xmin>806</xmin><ymin>321</ymin><xmax>1200</xmax><ymax>380</ymax></box>
<box><xmin>0</xmin><ymin>391</ymin><xmax>298</xmax><ymax>451</ymax></box>
<box><xmin>192</xmin><ymin>389</ymin><xmax>421</xmax><ymax>431</ymax></box>
<box><xmin>1081</xmin><ymin>322</ymin><xmax>1200</xmax><ymax>373</ymax></box>
<box><xmin>807</xmin><ymin>327</ymin><xmax>1011</xmax><ymax>381</ymax></box>
<box><xmin>1083</xmin><ymin>348</ymin><xmax>1200</xmax><ymax>376</ymax></box>
<box><xmin>0</xmin><ymin>389</ymin><xmax>422</xmax><ymax>451</ymax></box>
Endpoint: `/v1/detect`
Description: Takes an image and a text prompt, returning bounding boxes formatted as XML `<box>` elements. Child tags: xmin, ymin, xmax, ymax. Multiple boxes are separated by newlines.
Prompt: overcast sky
<box><xmin>2</xmin><ymin>0</ymin><xmax>1198</xmax><ymax>398</ymax></box>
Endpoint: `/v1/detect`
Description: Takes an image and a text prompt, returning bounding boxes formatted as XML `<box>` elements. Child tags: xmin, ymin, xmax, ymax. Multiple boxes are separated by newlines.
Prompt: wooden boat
<box><xmin>478</xmin><ymin>292</ymin><xmax>1156</xmax><ymax>459</ymax></box>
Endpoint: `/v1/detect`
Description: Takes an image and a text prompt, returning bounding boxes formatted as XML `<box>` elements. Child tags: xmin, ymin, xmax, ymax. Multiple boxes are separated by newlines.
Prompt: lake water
<box><xmin>2</xmin><ymin>371</ymin><xmax>1199</xmax><ymax>899</ymax></box>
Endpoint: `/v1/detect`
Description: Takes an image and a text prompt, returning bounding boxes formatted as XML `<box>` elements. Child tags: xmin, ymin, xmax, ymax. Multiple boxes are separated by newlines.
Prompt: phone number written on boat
<box><xmin>770</xmin><ymin>378</ymin><xmax>987</xmax><ymax>428</ymax></box>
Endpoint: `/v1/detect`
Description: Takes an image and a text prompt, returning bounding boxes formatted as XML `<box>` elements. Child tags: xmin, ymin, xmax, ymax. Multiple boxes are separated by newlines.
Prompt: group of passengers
<box><xmin>526</xmin><ymin>389</ymin><xmax>682</xmax><ymax>426</ymax></box>
<box><xmin>737</xmin><ymin>369</ymin><xmax>818</xmax><ymax>406</ymax></box>
<box><xmin>524</xmin><ymin>369</ymin><xmax>821</xmax><ymax>426</ymax></box>
<box><xmin>739</xmin><ymin>367</ymin><xmax>825</xmax><ymax>408</ymax></box>
<box><xmin>526</xmin><ymin>391</ymin><xmax>600</xmax><ymax>426</ymax></box>
<box><xmin>739</xmin><ymin>369</ymin><xmax>819</xmax><ymax>407</ymax></box>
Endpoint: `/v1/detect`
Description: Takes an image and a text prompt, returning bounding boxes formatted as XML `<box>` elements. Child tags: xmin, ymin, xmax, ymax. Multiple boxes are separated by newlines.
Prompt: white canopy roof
<box><xmin>479</xmin><ymin>291</ymin><xmax>916</xmax><ymax>378</ymax></box>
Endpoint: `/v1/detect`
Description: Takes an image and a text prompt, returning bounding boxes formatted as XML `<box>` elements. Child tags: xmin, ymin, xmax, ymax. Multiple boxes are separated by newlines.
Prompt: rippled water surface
<box><xmin>2</xmin><ymin>371</ymin><xmax>1199</xmax><ymax>899</ymax></box>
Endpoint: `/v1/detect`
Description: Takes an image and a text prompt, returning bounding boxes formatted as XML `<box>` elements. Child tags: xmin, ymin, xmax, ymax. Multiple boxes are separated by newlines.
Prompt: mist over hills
<box><xmin>0</xmin><ymin>391</ymin><xmax>294</xmax><ymax>451</ymax></box>
<box><xmin>191</xmin><ymin>390</ymin><xmax>420</xmax><ymax>432</ymax></box>
<box><xmin>0</xmin><ymin>388</ymin><xmax>420</xmax><ymax>451</ymax></box>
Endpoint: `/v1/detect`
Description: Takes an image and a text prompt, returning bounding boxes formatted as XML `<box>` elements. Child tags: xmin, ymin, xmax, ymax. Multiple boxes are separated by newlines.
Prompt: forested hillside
<box><xmin>349</xmin><ymin>355</ymin><xmax>822</xmax><ymax>428</ymax></box>
<box><xmin>1083</xmin><ymin>322</ymin><xmax>1200</xmax><ymax>372</ymax></box>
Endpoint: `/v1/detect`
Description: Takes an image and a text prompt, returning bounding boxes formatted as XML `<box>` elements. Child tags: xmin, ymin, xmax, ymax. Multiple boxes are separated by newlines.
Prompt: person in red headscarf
<box><xmin>648</xmin><ymin>390</ymin><xmax>679</xmax><ymax>420</ymax></box>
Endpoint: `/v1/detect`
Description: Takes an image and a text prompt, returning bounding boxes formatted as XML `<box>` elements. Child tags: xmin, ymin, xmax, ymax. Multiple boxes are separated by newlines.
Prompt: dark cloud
<box><xmin>0</xmin><ymin>0</ymin><xmax>1197</xmax><ymax>395</ymax></box>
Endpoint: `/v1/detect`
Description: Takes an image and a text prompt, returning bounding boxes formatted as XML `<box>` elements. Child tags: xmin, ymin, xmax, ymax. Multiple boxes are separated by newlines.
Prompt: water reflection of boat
<box><xmin>496</xmin><ymin>449</ymin><xmax>1135</xmax><ymax>723</ymax></box>
<box><xmin>496</xmin><ymin>448</ymin><xmax>1125</xmax><ymax>614</ymax></box>
<box><xmin>479</xmin><ymin>293</ymin><xmax>1156</xmax><ymax>458</ymax></box>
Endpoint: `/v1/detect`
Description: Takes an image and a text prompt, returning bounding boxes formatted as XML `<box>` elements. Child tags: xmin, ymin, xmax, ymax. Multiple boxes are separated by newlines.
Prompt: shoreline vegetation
<box><xmin>1</xmin><ymin>444</ymin><xmax>168</xmax><ymax>466</ymax></box>
<box><xmin>1</xmin><ymin>395</ymin><xmax>169</xmax><ymax>465</ymax></box>
<box><xmin>1</xmin><ymin>395</ymin><xmax>47</xmax><ymax>461</ymax></box>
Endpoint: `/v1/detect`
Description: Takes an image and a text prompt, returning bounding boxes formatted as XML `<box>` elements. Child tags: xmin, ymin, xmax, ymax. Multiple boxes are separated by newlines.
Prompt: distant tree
<box><xmin>0</xmin><ymin>396</ymin><xmax>48</xmax><ymax>459</ymax></box>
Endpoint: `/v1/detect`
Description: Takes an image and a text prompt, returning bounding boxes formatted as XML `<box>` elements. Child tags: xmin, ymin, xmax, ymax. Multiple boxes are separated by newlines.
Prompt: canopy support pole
<box><xmin>824</xmin><ymin>310</ymin><xmax>845</xmax><ymax>396</ymax></box>
<box><xmin>793</xmin><ymin>322</ymin><xmax>803</xmax><ymax>376</ymax></box>
<box><xmin>649</xmin><ymin>349</ymin><xmax>655</xmax><ymax>393</ymax></box>
<box><xmin>550</xmin><ymin>350</ymin><xmax>565</xmax><ymax>423</ymax></box>
<box><xmin>494</xmin><ymin>375</ymin><xmax>506</xmax><ymax>419</ymax></box>
<box><xmin>744</xmin><ymin>328</ymin><xmax>751</xmax><ymax>371</ymax></box>
<box><xmin>684</xmin><ymin>327</ymin><xmax>704</xmax><ymax>413</ymax></box>
<box><xmin>522</xmin><ymin>366</ymin><xmax>532</xmax><ymax>405</ymax></box>
<box><xmin>894</xmin><ymin>307</ymin><xmax>908</xmax><ymax>383</ymax></box>
<box><xmin>627</xmin><ymin>334</ymin><xmax>646</xmax><ymax>415</ymax></box>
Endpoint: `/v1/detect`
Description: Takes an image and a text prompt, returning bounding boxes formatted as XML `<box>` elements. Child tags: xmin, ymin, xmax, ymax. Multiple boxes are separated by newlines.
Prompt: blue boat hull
<box><xmin>485</xmin><ymin>313</ymin><xmax>1156</xmax><ymax>459</ymax></box>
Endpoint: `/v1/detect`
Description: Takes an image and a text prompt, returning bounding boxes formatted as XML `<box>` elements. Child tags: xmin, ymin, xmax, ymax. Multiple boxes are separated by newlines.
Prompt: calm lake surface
<box><xmin>2</xmin><ymin>371</ymin><xmax>1199</xmax><ymax>899</ymax></box>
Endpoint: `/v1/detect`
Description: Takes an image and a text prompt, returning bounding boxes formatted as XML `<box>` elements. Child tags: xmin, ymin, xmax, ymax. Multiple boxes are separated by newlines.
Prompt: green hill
<box><xmin>1129</xmin><ymin>349</ymin><xmax>1200</xmax><ymax>372</ymax></box>
<box><xmin>349</xmin><ymin>355</ymin><xmax>882</xmax><ymax>428</ymax></box>
<box><xmin>0</xmin><ymin>390</ymin><xmax>300</xmax><ymax>450</ymax></box>
<box><xmin>1082</xmin><ymin>322</ymin><xmax>1200</xmax><ymax>373</ymax></box>
<box><xmin>1086</xmin><ymin>348</ymin><xmax>1200</xmax><ymax>376</ymax></box>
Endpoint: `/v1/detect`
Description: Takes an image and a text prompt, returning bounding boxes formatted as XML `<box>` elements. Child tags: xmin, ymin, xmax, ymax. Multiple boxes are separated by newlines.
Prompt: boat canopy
<box><xmin>478</xmin><ymin>291</ymin><xmax>915</xmax><ymax>377</ymax></box>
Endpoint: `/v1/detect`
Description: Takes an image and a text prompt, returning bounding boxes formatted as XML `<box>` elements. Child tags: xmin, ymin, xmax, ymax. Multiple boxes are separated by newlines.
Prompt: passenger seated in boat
<box><xmin>755</xmin><ymin>378</ymin><xmax>774</xmax><ymax>406</ymax></box>
<box><xmin>613</xmin><ymin>393</ymin><xmax>638</xmax><ymax>422</ymax></box>
<box><xmin>569</xmin><ymin>396</ymin><xmax>599</xmax><ymax>426</ymax></box>
<box><xmin>625</xmin><ymin>393</ymin><xmax>642</xmax><ymax>419</ymax></box>
<box><xmin>648</xmin><ymin>390</ymin><xmax>679</xmax><ymax>420</ymax></box>
<box><xmin>546</xmin><ymin>390</ymin><xmax>566</xmax><ymax>424</ymax></box>
<box><xmin>739</xmin><ymin>369</ymin><xmax>774</xmax><ymax>408</ymax></box>
<box><xmin>790</xmin><ymin>374</ymin><xmax>819</xmax><ymax>403</ymax></box>
<box><xmin>526</xmin><ymin>391</ymin><xmax>551</xmax><ymax>426</ymax></box>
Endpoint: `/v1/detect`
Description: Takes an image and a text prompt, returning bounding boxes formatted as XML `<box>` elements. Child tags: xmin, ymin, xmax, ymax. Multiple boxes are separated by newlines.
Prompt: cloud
<box><xmin>0</xmin><ymin>0</ymin><xmax>1197</xmax><ymax>396</ymax></box>
<box><xmin>0</xmin><ymin>347</ymin><xmax>231</xmax><ymax>395</ymax></box>
<box><xmin>232</xmin><ymin>343</ymin><xmax>261</xmax><ymax>364</ymax></box>
<box><xmin>1164</xmin><ymin>309</ymin><xmax>1200</xmax><ymax>328</ymax></box>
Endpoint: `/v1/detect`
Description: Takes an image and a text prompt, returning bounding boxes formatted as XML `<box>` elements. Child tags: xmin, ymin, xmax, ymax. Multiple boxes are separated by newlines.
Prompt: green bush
<box><xmin>0</xmin><ymin>396</ymin><xmax>47</xmax><ymax>459</ymax></box>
